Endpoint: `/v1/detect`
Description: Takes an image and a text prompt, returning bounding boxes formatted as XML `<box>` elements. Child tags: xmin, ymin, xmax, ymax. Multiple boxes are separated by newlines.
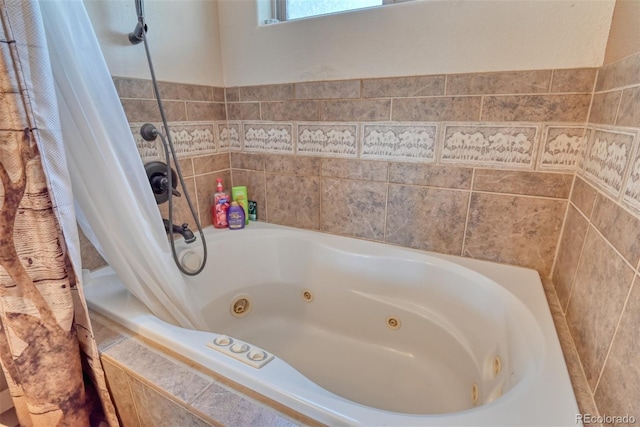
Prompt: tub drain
<box><xmin>386</xmin><ymin>316</ymin><xmax>401</xmax><ymax>330</ymax></box>
<box><xmin>230</xmin><ymin>295</ymin><xmax>251</xmax><ymax>317</ymax></box>
<box><xmin>301</xmin><ymin>289</ymin><xmax>313</xmax><ymax>302</ymax></box>
<box><xmin>471</xmin><ymin>383</ymin><xmax>479</xmax><ymax>405</ymax></box>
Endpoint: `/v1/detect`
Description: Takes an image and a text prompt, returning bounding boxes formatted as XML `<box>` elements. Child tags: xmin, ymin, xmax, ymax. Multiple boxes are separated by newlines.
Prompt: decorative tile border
<box><xmin>576</xmin><ymin>127</ymin><xmax>593</xmax><ymax>173</ymax></box>
<box><xmin>624</xmin><ymin>150</ymin><xmax>640</xmax><ymax>212</ymax></box>
<box><xmin>130</xmin><ymin>123</ymin><xmax>160</xmax><ymax>162</ymax></box>
<box><xmin>296</xmin><ymin>122</ymin><xmax>357</xmax><ymax>157</ymax></box>
<box><xmin>539</xmin><ymin>126</ymin><xmax>586</xmax><ymax>170</ymax></box>
<box><xmin>583</xmin><ymin>128</ymin><xmax>636</xmax><ymax>197</ymax></box>
<box><xmin>243</xmin><ymin>122</ymin><xmax>294</xmax><ymax>154</ymax></box>
<box><xmin>164</xmin><ymin>122</ymin><xmax>217</xmax><ymax>158</ymax></box>
<box><xmin>361</xmin><ymin>123</ymin><xmax>436</xmax><ymax>162</ymax></box>
<box><xmin>441</xmin><ymin>124</ymin><xmax>539</xmax><ymax>168</ymax></box>
<box><xmin>216</xmin><ymin>121</ymin><xmax>242</xmax><ymax>152</ymax></box>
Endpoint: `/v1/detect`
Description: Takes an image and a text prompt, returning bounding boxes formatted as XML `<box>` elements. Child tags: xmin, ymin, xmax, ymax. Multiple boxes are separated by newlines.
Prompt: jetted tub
<box><xmin>85</xmin><ymin>222</ymin><xmax>580</xmax><ymax>426</ymax></box>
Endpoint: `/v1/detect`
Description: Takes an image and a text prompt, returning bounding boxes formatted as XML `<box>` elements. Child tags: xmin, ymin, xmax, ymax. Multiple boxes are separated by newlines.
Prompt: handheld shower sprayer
<box><xmin>128</xmin><ymin>0</ymin><xmax>147</xmax><ymax>45</ymax></box>
<box><xmin>128</xmin><ymin>0</ymin><xmax>208</xmax><ymax>276</ymax></box>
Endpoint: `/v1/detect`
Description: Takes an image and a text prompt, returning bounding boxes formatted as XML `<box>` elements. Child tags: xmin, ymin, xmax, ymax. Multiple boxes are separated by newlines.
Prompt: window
<box><xmin>265</xmin><ymin>0</ymin><xmax>413</xmax><ymax>24</ymax></box>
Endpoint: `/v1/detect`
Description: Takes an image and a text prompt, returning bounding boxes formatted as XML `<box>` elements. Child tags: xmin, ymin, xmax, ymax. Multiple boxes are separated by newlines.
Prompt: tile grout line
<box><xmin>382</xmin><ymin>165</ymin><xmax>390</xmax><ymax>243</ymax></box>
<box><xmin>555</xmin><ymin>198</ymin><xmax>593</xmax><ymax>316</ymax></box>
<box><xmin>460</xmin><ymin>168</ymin><xmax>475</xmax><ymax>257</ymax></box>
<box><xmin>548</xmin><ymin>173</ymin><xmax>575</xmax><ymax>282</ymax></box>
<box><xmin>592</xmin><ymin>275</ymin><xmax>637</xmax><ymax>396</ymax></box>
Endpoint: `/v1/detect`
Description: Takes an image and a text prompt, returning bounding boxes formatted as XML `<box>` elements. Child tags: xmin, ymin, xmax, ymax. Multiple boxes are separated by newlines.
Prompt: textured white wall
<box><xmin>219</xmin><ymin>0</ymin><xmax>616</xmax><ymax>86</ymax></box>
<box><xmin>83</xmin><ymin>0</ymin><xmax>224</xmax><ymax>86</ymax></box>
<box><xmin>85</xmin><ymin>0</ymin><xmax>615</xmax><ymax>88</ymax></box>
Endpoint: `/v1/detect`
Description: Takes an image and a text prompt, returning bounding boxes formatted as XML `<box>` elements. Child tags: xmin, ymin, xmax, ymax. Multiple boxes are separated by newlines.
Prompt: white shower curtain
<box><xmin>40</xmin><ymin>0</ymin><xmax>207</xmax><ymax>330</ymax></box>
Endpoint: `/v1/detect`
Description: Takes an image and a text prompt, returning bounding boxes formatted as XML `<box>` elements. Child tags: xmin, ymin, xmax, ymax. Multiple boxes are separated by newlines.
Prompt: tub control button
<box><xmin>206</xmin><ymin>337</ymin><xmax>274</xmax><ymax>368</ymax></box>
<box><xmin>214</xmin><ymin>335</ymin><xmax>232</xmax><ymax>346</ymax></box>
<box><xmin>230</xmin><ymin>343</ymin><xmax>249</xmax><ymax>353</ymax></box>
<box><xmin>248</xmin><ymin>350</ymin><xmax>266</xmax><ymax>361</ymax></box>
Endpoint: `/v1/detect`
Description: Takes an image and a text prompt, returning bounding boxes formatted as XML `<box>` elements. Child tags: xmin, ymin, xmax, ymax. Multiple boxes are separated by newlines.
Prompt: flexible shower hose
<box><xmin>140</xmin><ymin>32</ymin><xmax>208</xmax><ymax>276</ymax></box>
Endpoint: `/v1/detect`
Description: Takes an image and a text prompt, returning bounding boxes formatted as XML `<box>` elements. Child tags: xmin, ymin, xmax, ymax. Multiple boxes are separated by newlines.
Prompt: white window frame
<box><xmin>271</xmin><ymin>0</ymin><xmax>413</xmax><ymax>23</ymax></box>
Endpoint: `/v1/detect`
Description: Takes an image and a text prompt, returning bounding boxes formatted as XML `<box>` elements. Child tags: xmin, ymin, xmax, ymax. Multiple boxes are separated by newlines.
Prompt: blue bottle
<box><xmin>227</xmin><ymin>201</ymin><xmax>246</xmax><ymax>230</ymax></box>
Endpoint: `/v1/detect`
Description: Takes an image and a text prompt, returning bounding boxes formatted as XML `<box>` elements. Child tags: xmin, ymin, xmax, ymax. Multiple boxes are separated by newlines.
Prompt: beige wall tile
<box><xmin>192</xmin><ymin>153</ymin><xmax>230</xmax><ymax>175</ymax></box>
<box><xmin>594</xmin><ymin>276</ymin><xmax>640</xmax><ymax>421</ymax></box>
<box><xmin>481</xmin><ymin>94</ymin><xmax>591</xmax><ymax>122</ymax></box>
<box><xmin>231</xmin><ymin>169</ymin><xmax>266</xmax><ymax>221</ymax></box>
<box><xmin>550</xmin><ymin>69</ymin><xmax>597</xmax><ymax>93</ymax></box>
<box><xmin>121</xmin><ymin>99</ymin><xmax>187</xmax><ymax>122</ymax></box>
<box><xmin>321</xmin><ymin>178</ymin><xmax>387</xmax><ymax>240</ymax></box>
<box><xmin>552</xmin><ymin>205</ymin><xmax>589</xmax><ymax>312</ymax></box>
<box><xmin>362</xmin><ymin>75</ymin><xmax>445</xmax><ymax>98</ymax></box>
<box><xmin>473</xmin><ymin>170</ymin><xmax>573</xmax><ymax>198</ymax></box>
<box><xmin>295</xmin><ymin>80</ymin><xmax>360</xmax><ymax>99</ymax></box>
<box><xmin>463</xmin><ymin>193</ymin><xmax>565</xmax><ymax>276</ymax></box>
<box><xmin>239</xmin><ymin>84</ymin><xmax>294</xmax><ymax>101</ymax></box>
<box><xmin>225</xmin><ymin>87</ymin><xmax>240</xmax><ymax>102</ymax></box>
<box><xmin>588</xmin><ymin>91</ymin><xmax>622</xmax><ymax>125</ymax></box>
<box><xmin>212</xmin><ymin>87</ymin><xmax>225</xmax><ymax>103</ymax></box>
<box><xmin>321</xmin><ymin>158</ymin><xmax>388</xmax><ymax>182</ymax></box>
<box><xmin>177</xmin><ymin>157</ymin><xmax>194</xmax><ymax>178</ymax></box>
<box><xmin>320</xmin><ymin>99</ymin><xmax>391</xmax><ymax>121</ymax></box>
<box><xmin>261</xmin><ymin>100</ymin><xmax>319</xmax><ymax>121</ymax></box>
<box><xmin>185</xmin><ymin>102</ymin><xmax>226</xmax><ymax>121</ymax></box>
<box><xmin>385</xmin><ymin>185</ymin><xmax>468</xmax><ymax>255</ymax></box>
<box><xmin>591</xmin><ymin>194</ymin><xmax>640</xmax><ymax>266</ymax></box>
<box><xmin>113</xmin><ymin>77</ymin><xmax>153</xmax><ymax>99</ymax></box>
<box><xmin>616</xmin><ymin>86</ymin><xmax>640</xmax><ymax>128</ymax></box>
<box><xmin>542</xmin><ymin>280</ymin><xmax>599</xmax><ymax>416</ymax></box>
<box><xmin>128</xmin><ymin>377</ymin><xmax>211</xmax><ymax>427</ymax></box>
<box><xmin>446</xmin><ymin>70</ymin><xmax>551</xmax><ymax>95</ymax></box>
<box><xmin>156</xmin><ymin>81</ymin><xmax>214</xmax><ymax>102</ymax></box>
<box><xmin>226</xmin><ymin>102</ymin><xmax>260</xmax><ymax>120</ymax></box>
<box><xmin>392</xmin><ymin>97</ymin><xmax>481</xmax><ymax>122</ymax></box>
<box><xmin>104</xmin><ymin>339</ymin><xmax>211</xmax><ymax>404</ymax></box>
<box><xmin>265</xmin><ymin>155</ymin><xmax>321</xmax><ymax>176</ymax></box>
<box><xmin>595</xmin><ymin>51</ymin><xmax>640</xmax><ymax>92</ymax></box>
<box><xmin>230</xmin><ymin>153</ymin><xmax>265</xmax><ymax>171</ymax></box>
<box><xmin>388</xmin><ymin>163</ymin><xmax>472</xmax><ymax>189</ymax></box>
<box><xmin>101</xmin><ymin>359</ymin><xmax>141</xmax><ymax>427</ymax></box>
<box><xmin>191</xmin><ymin>382</ymin><xmax>297</xmax><ymax>427</ymax></box>
<box><xmin>266</xmin><ymin>174</ymin><xmax>320</xmax><ymax>229</ymax></box>
<box><xmin>565</xmin><ymin>227</ymin><xmax>635</xmax><ymax>389</ymax></box>
<box><xmin>571</xmin><ymin>177</ymin><xmax>597</xmax><ymax>218</ymax></box>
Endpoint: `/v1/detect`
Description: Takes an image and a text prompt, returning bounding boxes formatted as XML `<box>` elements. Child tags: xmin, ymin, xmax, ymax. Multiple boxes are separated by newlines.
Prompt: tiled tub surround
<box><xmin>552</xmin><ymin>50</ymin><xmax>640</xmax><ymax>423</ymax></box>
<box><xmin>230</xmin><ymin>154</ymin><xmax>570</xmax><ymax>278</ymax></box>
<box><xmin>89</xmin><ymin>312</ymin><xmax>309</xmax><ymax>427</ymax></box>
<box><xmin>95</xmin><ymin>64</ymin><xmax>640</xmax><ymax>423</ymax></box>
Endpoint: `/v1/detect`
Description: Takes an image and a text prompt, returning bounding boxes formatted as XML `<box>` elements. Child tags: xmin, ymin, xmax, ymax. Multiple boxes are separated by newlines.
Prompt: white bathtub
<box><xmin>85</xmin><ymin>222</ymin><xmax>579</xmax><ymax>426</ymax></box>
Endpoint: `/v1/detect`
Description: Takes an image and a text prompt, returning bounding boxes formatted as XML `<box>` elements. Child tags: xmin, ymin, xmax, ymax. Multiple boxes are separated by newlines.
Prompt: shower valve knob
<box><xmin>140</xmin><ymin>123</ymin><xmax>158</xmax><ymax>141</ymax></box>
